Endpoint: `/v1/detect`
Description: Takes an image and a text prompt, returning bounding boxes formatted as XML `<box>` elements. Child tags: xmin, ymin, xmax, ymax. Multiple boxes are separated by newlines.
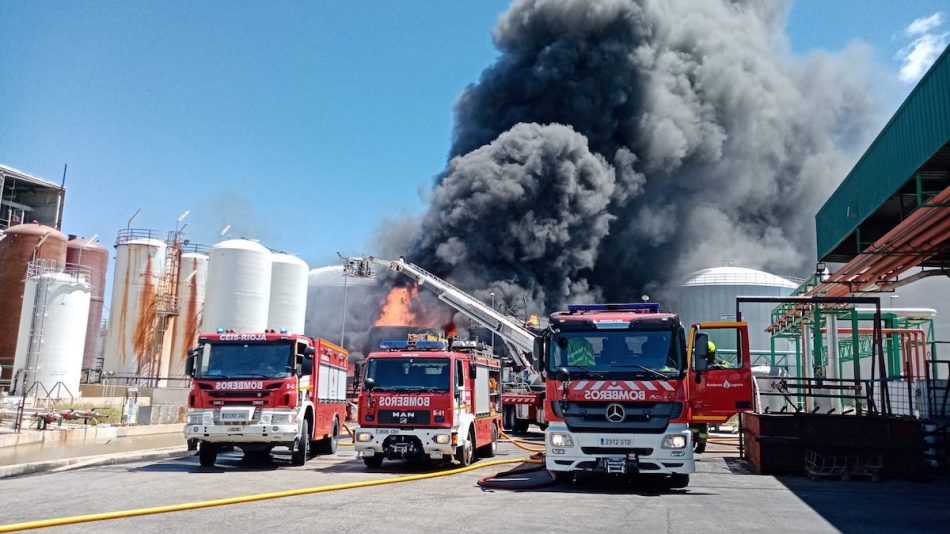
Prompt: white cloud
<box><xmin>896</xmin><ymin>12</ymin><xmax>948</xmax><ymax>83</ymax></box>
<box><xmin>906</xmin><ymin>12</ymin><xmax>943</xmax><ymax>36</ymax></box>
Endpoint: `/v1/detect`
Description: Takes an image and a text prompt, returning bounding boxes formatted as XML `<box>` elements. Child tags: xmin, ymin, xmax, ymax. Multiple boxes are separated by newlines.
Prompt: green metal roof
<box><xmin>816</xmin><ymin>45</ymin><xmax>950</xmax><ymax>262</ymax></box>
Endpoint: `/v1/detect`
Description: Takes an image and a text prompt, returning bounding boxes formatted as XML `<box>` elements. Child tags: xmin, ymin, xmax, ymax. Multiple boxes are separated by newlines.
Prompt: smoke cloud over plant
<box><xmin>403</xmin><ymin>0</ymin><xmax>876</xmax><ymax>315</ymax></box>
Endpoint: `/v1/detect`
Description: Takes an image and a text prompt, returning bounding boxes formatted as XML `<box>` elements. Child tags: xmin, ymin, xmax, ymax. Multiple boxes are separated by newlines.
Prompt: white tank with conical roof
<box><xmin>267</xmin><ymin>253</ymin><xmax>308</xmax><ymax>334</ymax></box>
<box><xmin>203</xmin><ymin>239</ymin><xmax>271</xmax><ymax>332</ymax></box>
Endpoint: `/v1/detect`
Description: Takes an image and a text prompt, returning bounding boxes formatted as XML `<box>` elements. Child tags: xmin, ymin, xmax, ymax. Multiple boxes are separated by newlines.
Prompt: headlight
<box><xmin>549</xmin><ymin>432</ymin><xmax>574</xmax><ymax>448</ymax></box>
<box><xmin>433</xmin><ymin>434</ymin><xmax>450</xmax><ymax>444</ymax></box>
<box><xmin>186</xmin><ymin>412</ymin><xmax>204</xmax><ymax>425</ymax></box>
<box><xmin>662</xmin><ymin>434</ymin><xmax>688</xmax><ymax>449</ymax></box>
<box><xmin>356</xmin><ymin>432</ymin><xmax>374</xmax><ymax>443</ymax></box>
<box><xmin>269</xmin><ymin>413</ymin><xmax>297</xmax><ymax>425</ymax></box>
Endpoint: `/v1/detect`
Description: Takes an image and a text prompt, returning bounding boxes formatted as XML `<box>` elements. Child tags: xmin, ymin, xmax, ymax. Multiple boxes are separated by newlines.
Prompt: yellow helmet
<box><xmin>707</xmin><ymin>340</ymin><xmax>717</xmax><ymax>354</ymax></box>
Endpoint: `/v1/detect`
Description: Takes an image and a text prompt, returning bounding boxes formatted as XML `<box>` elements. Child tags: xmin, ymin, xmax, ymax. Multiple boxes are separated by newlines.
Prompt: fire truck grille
<box><xmin>208</xmin><ymin>391</ymin><xmax>270</xmax><ymax>398</ymax></box>
<box><xmin>558</xmin><ymin>401</ymin><xmax>683</xmax><ymax>434</ymax></box>
<box><xmin>377</xmin><ymin>410</ymin><xmax>431</xmax><ymax>425</ymax></box>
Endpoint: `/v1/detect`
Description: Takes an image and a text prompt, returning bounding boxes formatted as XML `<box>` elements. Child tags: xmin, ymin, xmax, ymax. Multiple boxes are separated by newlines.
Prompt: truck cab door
<box><xmin>454</xmin><ymin>359</ymin><xmax>466</xmax><ymax>421</ymax></box>
<box><xmin>687</xmin><ymin>322</ymin><xmax>754</xmax><ymax>424</ymax></box>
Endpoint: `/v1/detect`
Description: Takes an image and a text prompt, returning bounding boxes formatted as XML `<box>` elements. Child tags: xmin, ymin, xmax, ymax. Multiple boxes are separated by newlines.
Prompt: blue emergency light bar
<box><xmin>567</xmin><ymin>303</ymin><xmax>661</xmax><ymax>313</ymax></box>
<box><xmin>379</xmin><ymin>340</ymin><xmax>449</xmax><ymax>351</ymax></box>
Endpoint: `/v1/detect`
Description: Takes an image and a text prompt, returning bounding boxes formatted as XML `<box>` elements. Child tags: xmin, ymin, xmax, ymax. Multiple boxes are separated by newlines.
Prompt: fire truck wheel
<box><xmin>513</xmin><ymin>420</ymin><xmax>530</xmax><ymax>434</ymax></box>
<box><xmin>291</xmin><ymin>419</ymin><xmax>310</xmax><ymax>466</ymax></box>
<box><xmin>363</xmin><ymin>455</ymin><xmax>384</xmax><ymax>468</ymax></box>
<box><xmin>549</xmin><ymin>470</ymin><xmax>573</xmax><ymax>484</ymax></box>
<box><xmin>479</xmin><ymin>424</ymin><xmax>498</xmax><ymax>458</ymax></box>
<box><xmin>665</xmin><ymin>474</ymin><xmax>690</xmax><ymax>489</ymax></box>
<box><xmin>502</xmin><ymin>406</ymin><xmax>516</xmax><ymax>432</ymax></box>
<box><xmin>198</xmin><ymin>443</ymin><xmax>218</xmax><ymax>467</ymax></box>
<box><xmin>693</xmin><ymin>439</ymin><xmax>706</xmax><ymax>454</ymax></box>
<box><xmin>456</xmin><ymin>428</ymin><xmax>475</xmax><ymax>466</ymax></box>
<box><xmin>317</xmin><ymin>419</ymin><xmax>339</xmax><ymax>454</ymax></box>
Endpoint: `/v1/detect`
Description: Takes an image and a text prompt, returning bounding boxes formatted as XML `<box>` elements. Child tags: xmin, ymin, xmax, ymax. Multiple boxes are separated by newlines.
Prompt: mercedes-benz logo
<box><xmin>605</xmin><ymin>403</ymin><xmax>626</xmax><ymax>423</ymax></box>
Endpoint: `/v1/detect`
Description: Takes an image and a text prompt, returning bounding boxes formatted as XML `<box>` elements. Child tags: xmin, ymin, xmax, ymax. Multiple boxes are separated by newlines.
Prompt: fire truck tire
<box><xmin>456</xmin><ymin>428</ymin><xmax>475</xmax><ymax>466</ymax></box>
<box><xmin>479</xmin><ymin>424</ymin><xmax>498</xmax><ymax>458</ymax></box>
<box><xmin>291</xmin><ymin>420</ymin><xmax>310</xmax><ymax>466</ymax></box>
<box><xmin>693</xmin><ymin>440</ymin><xmax>706</xmax><ymax>454</ymax></box>
<box><xmin>513</xmin><ymin>420</ymin><xmax>530</xmax><ymax>434</ymax></box>
<box><xmin>549</xmin><ymin>470</ymin><xmax>573</xmax><ymax>484</ymax></box>
<box><xmin>537</xmin><ymin>422</ymin><xmax>548</xmax><ymax>431</ymax></box>
<box><xmin>665</xmin><ymin>474</ymin><xmax>690</xmax><ymax>489</ymax></box>
<box><xmin>317</xmin><ymin>419</ymin><xmax>339</xmax><ymax>454</ymax></box>
<box><xmin>198</xmin><ymin>443</ymin><xmax>218</xmax><ymax>467</ymax></box>
<box><xmin>363</xmin><ymin>456</ymin><xmax>384</xmax><ymax>468</ymax></box>
<box><xmin>502</xmin><ymin>406</ymin><xmax>516</xmax><ymax>431</ymax></box>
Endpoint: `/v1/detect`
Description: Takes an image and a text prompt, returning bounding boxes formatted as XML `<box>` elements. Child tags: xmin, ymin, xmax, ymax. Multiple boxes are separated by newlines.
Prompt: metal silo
<box><xmin>203</xmin><ymin>239</ymin><xmax>271</xmax><ymax>332</ymax></box>
<box><xmin>674</xmin><ymin>266</ymin><xmax>799</xmax><ymax>353</ymax></box>
<box><xmin>66</xmin><ymin>235</ymin><xmax>108</xmax><ymax>371</ymax></box>
<box><xmin>0</xmin><ymin>222</ymin><xmax>67</xmax><ymax>381</ymax></box>
<box><xmin>12</xmin><ymin>261</ymin><xmax>91</xmax><ymax>397</ymax></box>
<box><xmin>304</xmin><ymin>265</ymin><xmax>376</xmax><ymax>342</ymax></box>
<box><xmin>164</xmin><ymin>250</ymin><xmax>209</xmax><ymax>379</ymax></box>
<box><xmin>101</xmin><ymin>230</ymin><xmax>167</xmax><ymax>377</ymax></box>
<box><xmin>268</xmin><ymin>253</ymin><xmax>308</xmax><ymax>334</ymax></box>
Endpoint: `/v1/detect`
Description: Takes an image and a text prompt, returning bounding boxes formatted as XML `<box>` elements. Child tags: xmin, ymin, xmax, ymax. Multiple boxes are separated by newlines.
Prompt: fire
<box><xmin>374</xmin><ymin>286</ymin><xmax>419</xmax><ymax>326</ymax></box>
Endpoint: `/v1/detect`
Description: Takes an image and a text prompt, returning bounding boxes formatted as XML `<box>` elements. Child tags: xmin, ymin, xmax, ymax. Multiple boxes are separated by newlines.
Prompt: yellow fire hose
<box><xmin>0</xmin><ymin>456</ymin><xmax>540</xmax><ymax>532</ymax></box>
<box><xmin>499</xmin><ymin>431</ymin><xmax>546</xmax><ymax>453</ymax></box>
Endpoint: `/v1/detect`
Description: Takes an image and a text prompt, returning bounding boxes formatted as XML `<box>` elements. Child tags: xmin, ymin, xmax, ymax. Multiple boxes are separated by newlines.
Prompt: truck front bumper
<box><xmin>183</xmin><ymin>423</ymin><xmax>299</xmax><ymax>445</ymax></box>
<box><xmin>545</xmin><ymin>422</ymin><xmax>694</xmax><ymax>475</ymax></box>
<box><xmin>354</xmin><ymin>427</ymin><xmax>456</xmax><ymax>460</ymax></box>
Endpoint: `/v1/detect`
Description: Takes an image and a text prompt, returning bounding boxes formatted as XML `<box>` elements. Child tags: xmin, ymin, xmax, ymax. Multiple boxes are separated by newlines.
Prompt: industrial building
<box><xmin>0</xmin><ymin>164</ymin><xmax>65</xmax><ymax>231</ymax></box>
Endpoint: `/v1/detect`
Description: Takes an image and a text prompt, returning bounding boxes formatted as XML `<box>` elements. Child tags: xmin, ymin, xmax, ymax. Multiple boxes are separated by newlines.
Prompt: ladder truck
<box><xmin>369</xmin><ymin>257</ymin><xmax>547</xmax><ymax>433</ymax></box>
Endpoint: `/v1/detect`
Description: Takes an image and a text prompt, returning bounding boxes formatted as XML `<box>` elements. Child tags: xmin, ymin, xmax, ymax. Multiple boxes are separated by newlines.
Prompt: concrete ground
<box><xmin>0</xmin><ymin>433</ymin><xmax>947</xmax><ymax>533</ymax></box>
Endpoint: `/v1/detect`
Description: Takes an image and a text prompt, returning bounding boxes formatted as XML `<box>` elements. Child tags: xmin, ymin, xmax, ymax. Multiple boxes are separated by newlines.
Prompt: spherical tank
<box><xmin>102</xmin><ymin>235</ymin><xmax>167</xmax><ymax>377</ymax></box>
<box><xmin>66</xmin><ymin>236</ymin><xmax>109</xmax><ymax>370</ymax></box>
<box><xmin>673</xmin><ymin>266</ymin><xmax>799</xmax><ymax>352</ymax></box>
<box><xmin>166</xmin><ymin>252</ymin><xmax>208</xmax><ymax>378</ymax></box>
<box><xmin>0</xmin><ymin>222</ymin><xmax>67</xmax><ymax>380</ymax></box>
<box><xmin>12</xmin><ymin>270</ymin><xmax>91</xmax><ymax>397</ymax></box>
<box><xmin>203</xmin><ymin>239</ymin><xmax>271</xmax><ymax>333</ymax></box>
<box><xmin>268</xmin><ymin>253</ymin><xmax>308</xmax><ymax>334</ymax></box>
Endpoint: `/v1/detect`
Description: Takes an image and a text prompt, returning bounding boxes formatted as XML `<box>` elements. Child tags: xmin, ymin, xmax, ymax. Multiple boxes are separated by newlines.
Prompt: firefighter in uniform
<box><xmin>705</xmin><ymin>340</ymin><xmax>733</xmax><ymax>370</ymax></box>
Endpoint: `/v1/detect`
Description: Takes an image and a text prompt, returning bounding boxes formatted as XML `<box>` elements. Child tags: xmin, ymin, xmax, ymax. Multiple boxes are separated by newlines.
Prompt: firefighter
<box><xmin>705</xmin><ymin>340</ymin><xmax>732</xmax><ymax>370</ymax></box>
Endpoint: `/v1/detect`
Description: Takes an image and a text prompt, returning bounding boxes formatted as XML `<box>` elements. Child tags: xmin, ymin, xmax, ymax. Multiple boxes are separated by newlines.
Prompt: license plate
<box><xmin>220</xmin><ymin>409</ymin><xmax>253</xmax><ymax>421</ymax></box>
<box><xmin>600</xmin><ymin>438</ymin><xmax>632</xmax><ymax>446</ymax></box>
<box><xmin>377</xmin><ymin>429</ymin><xmax>391</xmax><ymax>435</ymax></box>
<box><xmin>227</xmin><ymin>427</ymin><xmax>241</xmax><ymax>432</ymax></box>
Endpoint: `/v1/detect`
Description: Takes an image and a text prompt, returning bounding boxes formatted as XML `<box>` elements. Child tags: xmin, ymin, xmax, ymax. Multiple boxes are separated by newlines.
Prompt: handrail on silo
<box><xmin>115</xmin><ymin>228</ymin><xmax>166</xmax><ymax>246</ymax></box>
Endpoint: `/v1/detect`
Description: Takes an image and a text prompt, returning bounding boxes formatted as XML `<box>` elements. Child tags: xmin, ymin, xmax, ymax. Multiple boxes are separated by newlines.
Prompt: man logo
<box><xmin>605</xmin><ymin>403</ymin><xmax>626</xmax><ymax>423</ymax></box>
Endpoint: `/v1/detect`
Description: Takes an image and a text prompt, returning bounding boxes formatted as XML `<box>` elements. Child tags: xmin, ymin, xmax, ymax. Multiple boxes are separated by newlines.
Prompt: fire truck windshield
<box><xmin>548</xmin><ymin>328</ymin><xmax>685</xmax><ymax>378</ymax></box>
<box><xmin>365</xmin><ymin>357</ymin><xmax>450</xmax><ymax>393</ymax></box>
<box><xmin>196</xmin><ymin>342</ymin><xmax>295</xmax><ymax>379</ymax></box>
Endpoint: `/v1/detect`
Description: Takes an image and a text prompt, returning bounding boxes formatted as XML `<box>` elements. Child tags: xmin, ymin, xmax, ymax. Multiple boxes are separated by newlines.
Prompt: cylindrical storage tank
<box><xmin>673</xmin><ymin>266</ymin><xmax>800</xmax><ymax>355</ymax></box>
<box><xmin>304</xmin><ymin>264</ymin><xmax>377</xmax><ymax>360</ymax></box>
<box><xmin>268</xmin><ymin>253</ymin><xmax>308</xmax><ymax>334</ymax></box>
<box><xmin>166</xmin><ymin>252</ymin><xmax>209</xmax><ymax>378</ymax></box>
<box><xmin>12</xmin><ymin>267</ymin><xmax>91</xmax><ymax>398</ymax></box>
<box><xmin>203</xmin><ymin>239</ymin><xmax>271</xmax><ymax>332</ymax></box>
<box><xmin>101</xmin><ymin>233</ymin><xmax>167</xmax><ymax>377</ymax></box>
<box><xmin>0</xmin><ymin>222</ymin><xmax>67</xmax><ymax>380</ymax></box>
<box><xmin>66</xmin><ymin>235</ymin><xmax>109</xmax><ymax>371</ymax></box>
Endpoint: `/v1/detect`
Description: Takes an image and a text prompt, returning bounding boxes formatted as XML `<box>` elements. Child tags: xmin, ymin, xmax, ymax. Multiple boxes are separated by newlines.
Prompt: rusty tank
<box><xmin>0</xmin><ymin>222</ymin><xmax>67</xmax><ymax>380</ymax></box>
<box><xmin>66</xmin><ymin>235</ymin><xmax>109</xmax><ymax>371</ymax></box>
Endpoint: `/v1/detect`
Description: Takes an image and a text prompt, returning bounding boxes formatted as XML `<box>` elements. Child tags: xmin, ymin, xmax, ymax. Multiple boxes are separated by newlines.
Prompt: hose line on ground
<box><xmin>476</xmin><ymin>452</ymin><xmax>556</xmax><ymax>490</ymax></box>
<box><xmin>0</xmin><ymin>457</ymin><xmax>539</xmax><ymax>533</ymax></box>
<box><xmin>498</xmin><ymin>431</ymin><xmax>545</xmax><ymax>453</ymax></box>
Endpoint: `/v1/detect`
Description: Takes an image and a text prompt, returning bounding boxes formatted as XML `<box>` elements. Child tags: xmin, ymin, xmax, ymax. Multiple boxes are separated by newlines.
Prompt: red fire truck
<box><xmin>538</xmin><ymin>305</ymin><xmax>752</xmax><ymax>487</ymax></box>
<box><xmin>184</xmin><ymin>330</ymin><xmax>349</xmax><ymax>468</ymax></box>
<box><xmin>354</xmin><ymin>335</ymin><xmax>502</xmax><ymax>468</ymax></box>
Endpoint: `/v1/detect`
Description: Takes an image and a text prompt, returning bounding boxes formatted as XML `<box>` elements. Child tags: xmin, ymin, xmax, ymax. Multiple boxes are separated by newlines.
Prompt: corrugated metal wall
<box><xmin>816</xmin><ymin>45</ymin><xmax>950</xmax><ymax>260</ymax></box>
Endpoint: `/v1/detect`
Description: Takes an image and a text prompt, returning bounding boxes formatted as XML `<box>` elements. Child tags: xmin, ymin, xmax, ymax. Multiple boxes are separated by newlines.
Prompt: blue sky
<box><xmin>1</xmin><ymin>0</ymin><xmax>948</xmax><ymax>272</ymax></box>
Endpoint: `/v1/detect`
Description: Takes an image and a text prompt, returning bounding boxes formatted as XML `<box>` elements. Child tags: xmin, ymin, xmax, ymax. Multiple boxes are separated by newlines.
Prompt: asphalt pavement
<box><xmin>0</xmin><ymin>438</ymin><xmax>948</xmax><ymax>533</ymax></box>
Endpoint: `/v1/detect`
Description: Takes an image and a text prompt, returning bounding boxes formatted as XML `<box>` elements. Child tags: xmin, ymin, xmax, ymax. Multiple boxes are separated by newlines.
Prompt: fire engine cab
<box><xmin>184</xmin><ymin>331</ymin><xmax>349</xmax><ymax>467</ymax></box>
<box><xmin>354</xmin><ymin>335</ymin><xmax>502</xmax><ymax>468</ymax></box>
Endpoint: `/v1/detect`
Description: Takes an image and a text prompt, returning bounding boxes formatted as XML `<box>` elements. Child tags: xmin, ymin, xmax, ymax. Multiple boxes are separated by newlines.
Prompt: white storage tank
<box><xmin>164</xmin><ymin>251</ymin><xmax>209</xmax><ymax>378</ymax></box>
<box><xmin>304</xmin><ymin>265</ymin><xmax>376</xmax><ymax>341</ymax></box>
<box><xmin>268</xmin><ymin>253</ymin><xmax>308</xmax><ymax>334</ymax></box>
<box><xmin>102</xmin><ymin>232</ymin><xmax>167</xmax><ymax>376</ymax></box>
<box><xmin>203</xmin><ymin>239</ymin><xmax>271</xmax><ymax>332</ymax></box>
<box><xmin>13</xmin><ymin>264</ymin><xmax>91</xmax><ymax>397</ymax></box>
<box><xmin>673</xmin><ymin>266</ymin><xmax>799</xmax><ymax>356</ymax></box>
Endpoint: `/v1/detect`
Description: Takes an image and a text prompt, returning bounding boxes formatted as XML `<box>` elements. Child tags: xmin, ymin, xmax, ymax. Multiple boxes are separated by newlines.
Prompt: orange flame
<box><xmin>374</xmin><ymin>286</ymin><xmax>419</xmax><ymax>326</ymax></box>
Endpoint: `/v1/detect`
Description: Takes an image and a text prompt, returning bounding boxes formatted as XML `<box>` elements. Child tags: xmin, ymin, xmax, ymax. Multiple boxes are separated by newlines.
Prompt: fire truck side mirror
<box><xmin>693</xmin><ymin>333</ymin><xmax>709</xmax><ymax>372</ymax></box>
<box><xmin>303</xmin><ymin>346</ymin><xmax>316</xmax><ymax>358</ymax></box>
<box><xmin>534</xmin><ymin>337</ymin><xmax>545</xmax><ymax>370</ymax></box>
<box><xmin>186</xmin><ymin>348</ymin><xmax>199</xmax><ymax>378</ymax></box>
<box><xmin>469</xmin><ymin>364</ymin><xmax>477</xmax><ymax>379</ymax></box>
<box><xmin>364</xmin><ymin>377</ymin><xmax>377</xmax><ymax>390</ymax></box>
